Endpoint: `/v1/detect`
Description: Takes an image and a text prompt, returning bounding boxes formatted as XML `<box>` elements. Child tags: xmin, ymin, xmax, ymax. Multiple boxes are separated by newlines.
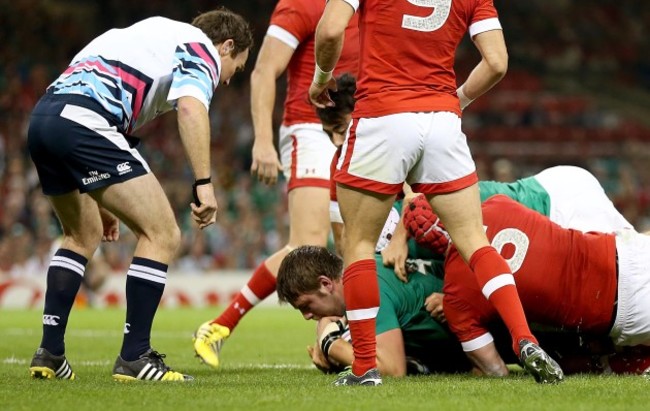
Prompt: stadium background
<box><xmin>1</xmin><ymin>0</ymin><xmax>649</xmax><ymax>302</ymax></box>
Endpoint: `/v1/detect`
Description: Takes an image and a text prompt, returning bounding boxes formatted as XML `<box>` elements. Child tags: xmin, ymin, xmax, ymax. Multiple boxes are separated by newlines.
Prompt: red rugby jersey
<box><xmin>344</xmin><ymin>0</ymin><xmax>500</xmax><ymax>118</ymax></box>
<box><xmin>268</xmin><ymin>0</ymin><xmax>359</xmax><ymax>126</ymax></box>
<box><xmin>443</xmin><ymin>195</ymin><xmax>617</xmax><ymax>344</ymax></box>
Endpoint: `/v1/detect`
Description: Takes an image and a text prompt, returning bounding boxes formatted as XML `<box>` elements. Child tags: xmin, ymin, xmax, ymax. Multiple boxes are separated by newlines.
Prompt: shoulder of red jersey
<box><xmin>466</xmin><ymin>0</ymin><xmax>503</xmax><ymax>38</ymax></box>
<box><xmin>268</xmin><ymin>0</ymin><xmax>323</xmax><ymax>48</ymax></box>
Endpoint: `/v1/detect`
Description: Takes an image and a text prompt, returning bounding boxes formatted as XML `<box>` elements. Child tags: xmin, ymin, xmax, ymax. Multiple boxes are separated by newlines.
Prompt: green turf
<box><xmin>1</xmin><ymin>307</ymin><xmax>648</xmax><ymax>411</ymax></box>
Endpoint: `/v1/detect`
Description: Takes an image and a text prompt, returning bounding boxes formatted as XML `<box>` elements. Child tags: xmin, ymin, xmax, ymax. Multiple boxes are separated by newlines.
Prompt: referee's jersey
<box><xmin>48</xmin><ymin>16</ymin><xmax>221</xmax><ymax>133</ymax></box>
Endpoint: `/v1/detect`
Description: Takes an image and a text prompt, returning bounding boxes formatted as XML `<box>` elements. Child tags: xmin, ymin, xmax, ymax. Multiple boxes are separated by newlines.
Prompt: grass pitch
<box><xmin>1</xmin><ymin>307</ymin><xmax>648</xmax><ymax>411</ymax></box>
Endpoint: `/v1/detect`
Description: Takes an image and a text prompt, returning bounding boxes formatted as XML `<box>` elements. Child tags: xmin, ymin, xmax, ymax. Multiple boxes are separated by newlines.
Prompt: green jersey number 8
<box><xmin>402</xmin><ymin>0</ymin><xmax>452</xmax><ymax>33</ymax></box>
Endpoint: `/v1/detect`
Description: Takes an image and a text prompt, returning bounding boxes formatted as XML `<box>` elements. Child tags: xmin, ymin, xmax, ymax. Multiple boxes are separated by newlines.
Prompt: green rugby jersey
<box><xmin>374</xmin><ymin>254</ymin><xmax>470</xmax><ymax>372</ymax></box>
<box><xmin>478</xmin><ymin>176</ymin><xmax>550</xmax><ymax>217</ymax></box>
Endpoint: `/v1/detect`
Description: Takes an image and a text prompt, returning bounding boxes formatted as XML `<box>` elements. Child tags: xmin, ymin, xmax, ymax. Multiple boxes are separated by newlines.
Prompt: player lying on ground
<box><xmin>276</xmin><ymin>223</ymin><xmax>650</xmax><ymax>378</ymax></box>
<box><xmin>405</xmin><ymin>194</ymin><xmax>650</xmax><ymax>379</ymax></box>
<box><xmin>277</xmin><ymin>244</ymin><xmax>471</xmax><ymax>377</ymax></box>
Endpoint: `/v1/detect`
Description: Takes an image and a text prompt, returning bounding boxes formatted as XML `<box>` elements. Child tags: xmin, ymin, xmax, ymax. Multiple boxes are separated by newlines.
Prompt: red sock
<box><xmin>343</xmin><ymin>259</ymin><xmax>379</xmax><ymax>376</ymax></box>
<box><xmin>214</xmin><ymin>262</ymin><xmax>276</xmax><ymax>331</ymax></box>
<box><xmin>469</xmin><ymin>246</ymin><xmax>536</xmax><ymax>353</ymax></box>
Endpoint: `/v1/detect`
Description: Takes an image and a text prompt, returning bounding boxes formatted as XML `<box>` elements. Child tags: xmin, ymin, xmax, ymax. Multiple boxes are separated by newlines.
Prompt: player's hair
<box><xmin>277</xmin><ymin>246</ymin><xmax>343</xmax><ymax>305</ymax></box>
<box><xmin>192</xmin><ymin>7</ymin><xmax>254</xmax><ymax>56</ymax></box>
<box><xmin>316</xmin><ymin>73</ymin><xmax>357</xmax><ymax>126</ymax></box>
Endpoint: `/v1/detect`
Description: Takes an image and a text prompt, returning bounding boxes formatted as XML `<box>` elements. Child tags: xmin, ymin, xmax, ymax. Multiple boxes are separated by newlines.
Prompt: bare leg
<box><xmin>337</xmin><ymin>183</ymin><xmax>395</xmax><ymax>376</ymax></box>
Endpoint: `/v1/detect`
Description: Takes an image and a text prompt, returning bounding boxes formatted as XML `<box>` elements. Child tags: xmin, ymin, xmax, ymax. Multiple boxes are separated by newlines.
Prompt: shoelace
<box><xmin>146</xmin><ymin>350</ymin><xmax>172</xmax><ymax>372</ymax></box>
<box><xmin>336</xmin><ymin>366</ymin><xmax>353</xmax><ymax>378</ymax></box>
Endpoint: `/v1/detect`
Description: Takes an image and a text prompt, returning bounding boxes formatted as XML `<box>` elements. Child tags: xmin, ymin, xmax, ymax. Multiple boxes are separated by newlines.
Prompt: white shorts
<box><xmin>279</xmin><ymin>123</ymin><xmax>336</xmax><ymax>191</ymax></box>
<box><xmin>535</xmin><ymin>166</ymin><xmax>633</xmax><ymax>233</ymax></box>
<box><xmin>610</xmin><ymin>230</ymin><xmax>650</xmax><ymax>346</ymax></box>
<box><xmin>335</xmin><ymin>112</ymin><xmax>477</xmax><ymax>195</ymax></box>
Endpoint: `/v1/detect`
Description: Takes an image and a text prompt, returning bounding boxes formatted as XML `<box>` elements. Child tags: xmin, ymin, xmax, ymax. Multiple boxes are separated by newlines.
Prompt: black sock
<box><xmin>40</xmin><ymin>249</ymin><xmax>88</xmax><ymax>356</ymax></box>
<box><xmin>120</xmin><ymin>257</ymin><xmax>166</xmax><ymax>361</ymax></box>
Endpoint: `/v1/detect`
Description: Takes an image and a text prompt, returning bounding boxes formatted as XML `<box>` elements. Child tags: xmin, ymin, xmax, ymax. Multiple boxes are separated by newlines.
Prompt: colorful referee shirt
<box><xmin>48</xmin><ymin>17</ymin><xmax>220</xmax><ymax>133</ymax></box>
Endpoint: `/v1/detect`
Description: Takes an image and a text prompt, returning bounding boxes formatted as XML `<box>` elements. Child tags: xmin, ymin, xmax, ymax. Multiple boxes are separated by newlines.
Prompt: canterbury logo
<box><xmin>116</xmin><ymin>162</ymin><xmax>132</xmax><ymax>175</ymax></box>
<box><xmin>43</xmin><ymin>315</ymin><xmax>60</xmax><ymax>326</ymax></box>
<box><xmin>124</xmin><ymin>323</ymin><xmax>131</xmax><ymax>334</ymax></box>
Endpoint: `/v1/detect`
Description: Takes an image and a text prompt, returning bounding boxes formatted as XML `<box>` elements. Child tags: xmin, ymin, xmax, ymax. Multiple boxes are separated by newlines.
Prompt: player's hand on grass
<box><xmin>307</xmin><ymin>345</ymin><xmax>332</xmax><ymax>374</ymax></box>
<box><xmin>424</xmin><ymin>292</ymin><xmax>445</xmax><ymax>323</ymax></box>
<box><xmin>190</xmin><ymin>183</ymin><xmax>218</xmax><ymax>229</ymax></box>
<box><xmin>250</xmin><ymin>140</ymin><xmax>282</xmax><ymax>185</ymax></box>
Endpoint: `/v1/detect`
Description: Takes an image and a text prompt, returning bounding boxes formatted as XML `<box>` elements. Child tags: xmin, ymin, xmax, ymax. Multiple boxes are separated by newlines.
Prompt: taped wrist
<box><xmin>319</xmin><ymin>319</ymin><xmax>346</xmax><ymax>358</ymax></box>
<box><xmin>457</xmin><ymin>85</ymin><xmax>474</xmax><ymax>110</ymax></box>
<box><xmin>313</xmin><ymin>64</ymin><xmax>333</xmax><ymax>86</ymax></box>
<box><xmin>192</xmin><ymin>177</ymin><xmax>212</xmax><ymax>206</ymax></box>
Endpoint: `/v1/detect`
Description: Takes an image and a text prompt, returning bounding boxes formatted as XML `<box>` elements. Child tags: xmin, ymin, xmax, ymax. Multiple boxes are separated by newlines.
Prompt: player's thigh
<box><xmin>89</xmin><ymin>173</ymin><xmax>178</xmax><ymax>242</ymax></box>
<box><xmin>279</xmin><ymin>124</ymin><xmax>336</xmax><ymax>190</ymax></box>
<box><xmin>48</xmin><ymin>191</ymin><xmax>103</xmax><ymax>259</ymax></box>
<box><xmin>337</xmin><ymin>183</ymin><xmax>395</xmax><ymax>264</ymax></box>
<box><xmin>287</xmin><ymin>186</ymin><xmax>331</xmax><ymax>246</ymax></box>
<box><xmin>335</xmin><ymin>114</ymin><xmax>423</xmax><ymax>194</ymax></box>
<box><xmin>428</xmin><ymin>184</ymin><xmax>489</xmax><ymax>262</ymax></box>
<box><xmin>409</xmin><ymin>112</ymin><xmax>476</xmax><ymax>193</ymax></box>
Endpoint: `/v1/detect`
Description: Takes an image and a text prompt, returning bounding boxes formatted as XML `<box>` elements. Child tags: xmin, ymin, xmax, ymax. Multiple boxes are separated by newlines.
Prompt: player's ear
<box><xmin>219</xmin><ymin>39</ymin><xmax>235</xmax><ymax>56</ymax></box>
<box><xmin>318</xmin><ymin>275</ymin><xmax>333</xmax><ymax>292</ymax></box>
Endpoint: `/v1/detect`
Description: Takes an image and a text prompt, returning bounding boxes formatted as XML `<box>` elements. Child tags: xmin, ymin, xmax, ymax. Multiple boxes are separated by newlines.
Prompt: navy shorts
<box><xmin>28</xmin><ymin>93</ymin><xmax>150</xmax><ymax>196</ymax></box>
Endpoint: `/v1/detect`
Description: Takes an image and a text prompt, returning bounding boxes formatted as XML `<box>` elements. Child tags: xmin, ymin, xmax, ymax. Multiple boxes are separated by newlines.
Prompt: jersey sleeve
<box><xmin>167</xmin><ymin>42</ymin><xmax>219</xmax><ymax>111</ymax></box>
<box><xmin>341</xmin><ymin>0</ymin><xmax>360</xmax><ymax>11</ymax></box>
<box><xmin>267</xmin><ymin>0</ymin><xmax>317</xmax><ymax>49</ymax></box>
<box><xmin>468</xmin><ymin>0</ymin><xmax>502</xmax><ymax>38</ymax></box>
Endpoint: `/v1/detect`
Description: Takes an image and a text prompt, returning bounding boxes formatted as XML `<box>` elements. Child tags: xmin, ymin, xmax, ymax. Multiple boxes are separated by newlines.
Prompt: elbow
<box><xmin>176</xmin><ymin>98</ymin><xmax>195</xmax><ymax>119</ymax></box>
<box><xmin>487</xmin><ymin>54</ymin><xmax>508</xmax><ymax>81</ymax></box>
<box><xmin>316</xmin><ymin>24</ymin><xmax>344</xmax><ymax>47</ymax></box>
<box><xmin>250</xmin><ymin>67</ymin><xmax>263</xmax><ymax>86</ymax></box>
<box><xmin>250</xmin><ymin>65</ymin><xmax>280</xmax><ymax>88</ymax></box>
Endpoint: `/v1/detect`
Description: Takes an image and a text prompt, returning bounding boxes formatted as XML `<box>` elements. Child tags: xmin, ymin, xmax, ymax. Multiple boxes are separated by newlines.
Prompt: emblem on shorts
<box><xmin>116</xmin><ymin>162</ymin><xmax>132</xmax><ymax>175</ymax></box>
<box><xmin>82</xmin><ymin>170</ymin><xmax>111</xmax><ymax>185</ymax></box>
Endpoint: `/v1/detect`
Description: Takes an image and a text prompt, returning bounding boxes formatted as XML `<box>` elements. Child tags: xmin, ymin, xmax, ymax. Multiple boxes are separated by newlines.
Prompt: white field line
<box><xmin>3</xmin><ymin>355</ymin><xmax>312</xmax><ymax>370</ymax></box>
<box><xmin>3</xmin><ymin>328</ymin><xmax>190</xmax><ymax>338</ymax></box>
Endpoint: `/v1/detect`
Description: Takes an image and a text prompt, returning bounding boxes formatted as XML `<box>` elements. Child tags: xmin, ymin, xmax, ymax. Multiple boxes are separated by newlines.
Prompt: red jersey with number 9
<box><xmin>343</xmin><ymin>0</ymin><xmax>500</xmax><ymax>118</ymax></box>
<box><xmin>269</xmin><ymin>0</ymin><xmax>359</xmax><ymax>126</ymax></box>
<box><xmin>443</xmin><ymin>195</ymin><xmax>618</xmax><ymax>344</ymax></box>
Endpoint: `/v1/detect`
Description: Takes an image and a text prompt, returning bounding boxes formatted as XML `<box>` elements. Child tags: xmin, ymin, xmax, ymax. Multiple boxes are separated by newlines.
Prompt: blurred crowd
<box><xmin>1</xmin><ymin>0</ymin><xmax>650</xmax><ymax>278</ymax></box>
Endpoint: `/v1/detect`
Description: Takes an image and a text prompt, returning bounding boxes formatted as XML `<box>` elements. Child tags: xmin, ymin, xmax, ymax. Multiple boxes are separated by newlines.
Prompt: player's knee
<box><xmin>157</xmin><ymin>223</ymin><xmax>181</xmax><ymax>255</ymax></box>
<box><xmin>137</xmin><ymin>220</ymin><xmax>181</xmax><ymax>257</ymax></box>
<box><xmin>61</xmin><ymin>228</ymin><xmax>102</xmax><ymax>257</ymax></box>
